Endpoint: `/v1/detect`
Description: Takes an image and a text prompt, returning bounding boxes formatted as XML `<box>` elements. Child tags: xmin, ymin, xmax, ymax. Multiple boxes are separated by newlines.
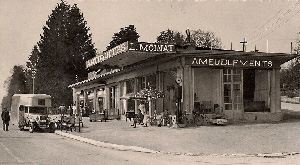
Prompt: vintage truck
<box><xmin>11</xmin><ymin>94</ymin><xmax>56</xmax><ymax>133</ymax></box>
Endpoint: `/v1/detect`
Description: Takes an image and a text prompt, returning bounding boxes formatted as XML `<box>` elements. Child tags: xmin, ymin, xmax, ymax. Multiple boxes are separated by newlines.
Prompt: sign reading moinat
<box><xmin>190</xmin><ymin>57</ymin><xmax>278</xmax><ymax>68</ymax></box>
<box><xmin>86</xmin><ymin>42</ymin><xmax>175</xmax><ymax>68</ymax></box>
<box><xmin>128</xmin><ymin>42</ymin><xmax>175</xmax><ymax>52</ymax></box>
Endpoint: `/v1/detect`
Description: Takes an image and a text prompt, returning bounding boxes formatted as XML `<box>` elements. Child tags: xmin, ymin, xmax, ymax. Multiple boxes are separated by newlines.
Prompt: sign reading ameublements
<box><xmin>190</xmin><ymin>57</ymin><xmax>277</xmax><ymax>68</ymax></box>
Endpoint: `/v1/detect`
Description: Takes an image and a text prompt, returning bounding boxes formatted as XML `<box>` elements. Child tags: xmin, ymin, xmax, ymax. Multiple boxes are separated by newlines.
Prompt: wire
<box><xmin>247</xmin><ymin>8</ymin><xmax>284</xmax><ymax>41</ymax></box>
<box><xmin>250</xmin><ymin>5</ymin><xmax>300</xmax><ymax>44</ymax></box>
<box><xmin>247</xmin><ymin>1</ymin><xmax>300</xmax><ymax>44</ymax></box>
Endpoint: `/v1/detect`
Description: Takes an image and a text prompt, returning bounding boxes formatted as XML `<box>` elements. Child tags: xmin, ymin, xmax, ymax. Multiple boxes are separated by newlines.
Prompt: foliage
<box><xmin>156</xmin><ymin>29</ymin><xmax>185</xmax><ymax>45</ymax></box>
<box><xmin>1</xmin><ymin>65</ymin><xmax>29</xmax><ymax>110</ymax></box>
<box><xmin>106</xmin><ymin>25</ymin><xmax>140</xmax><ymax>50</ymax></box>
<box><xmin>156</xmin><ymin>28</ymin><xmax>222</xmax><ymax>49</ymax></box>
<box><xmin>295</xmin><ymin>31</ymin><xmax>300</xmax><ymax>54</ymax></box>
<box><xmin>30</xmin><ymin>1</ymin><xmax>96</xmax><ymax>107</ymax></box>
<box><xmin>135</xmin><ymin>86</ymin><xmax>164</xmax><ymax>102</ymax></box>
<box><xmin>280</xmin><ymin>57</ymin><xmax>300</xmax><ymax>97</ymax></box>
<box><xmin>190</xmin><ymin>29</ymin><xmax>222</xmax><ymax>49</ymax></box>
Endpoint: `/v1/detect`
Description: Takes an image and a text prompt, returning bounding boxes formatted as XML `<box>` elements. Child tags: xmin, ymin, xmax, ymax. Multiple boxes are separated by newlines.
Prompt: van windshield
<box><xmin>29</xmin><ymin>107</ymin><xmax>47</xmax><ymax>115</ymax></box>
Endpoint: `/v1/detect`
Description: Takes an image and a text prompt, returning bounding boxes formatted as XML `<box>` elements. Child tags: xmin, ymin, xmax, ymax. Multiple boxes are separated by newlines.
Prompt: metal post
<box><xmin>33</xmin><ymin>77</ymin><xmax>35</xmax><ymax>94</ymax></box>
<box><xmin>32</xmin><ymin>69</ymin><xmax>36</xmax><ymax>94</ymax></box>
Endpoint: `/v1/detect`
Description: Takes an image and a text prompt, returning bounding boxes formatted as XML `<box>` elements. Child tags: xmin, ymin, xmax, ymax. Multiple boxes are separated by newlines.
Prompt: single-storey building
<box><xmin>69</xmin><ymin>41</ymin><xmax>297</xmax><ymax>123</ymax></box>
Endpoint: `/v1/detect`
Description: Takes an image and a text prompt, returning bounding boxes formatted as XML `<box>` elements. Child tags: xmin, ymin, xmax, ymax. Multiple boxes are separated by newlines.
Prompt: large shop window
<box><xmin>223</xmin><ymin>69</ymin><xmax>242</xmax><ymax>111</ymax></box>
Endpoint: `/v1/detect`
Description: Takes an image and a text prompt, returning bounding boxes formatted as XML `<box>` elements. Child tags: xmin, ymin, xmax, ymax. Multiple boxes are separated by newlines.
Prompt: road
<box><xmin>1</xmin><ymin>124</ymin><xmax>300</xmax><ymax>165</ymax></box>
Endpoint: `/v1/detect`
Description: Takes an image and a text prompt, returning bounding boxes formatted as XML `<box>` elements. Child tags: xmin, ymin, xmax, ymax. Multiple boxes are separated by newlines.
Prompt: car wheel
<box><xmin>49</xmin><ymin>123</ymin><xmax>55</xmax><ymax>133</ymax></box>
<box><xmin>29</xmin><ymin>124</ymin><xmax>34</xmax><ymax>133</ymax></box>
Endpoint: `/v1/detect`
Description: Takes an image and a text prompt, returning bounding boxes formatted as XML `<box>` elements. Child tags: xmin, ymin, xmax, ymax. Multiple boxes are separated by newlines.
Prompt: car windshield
<box><xmin>29</xmin><ymin>107</ymin><xmax>47</xmax><ymax>115</ymax></box>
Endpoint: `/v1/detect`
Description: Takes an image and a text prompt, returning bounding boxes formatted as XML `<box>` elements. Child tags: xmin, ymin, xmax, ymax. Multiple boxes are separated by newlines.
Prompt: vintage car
<box><xmin>11</xmin><ymin>94</ymin><xmax>56</xmax><ymax>133</ymax></box>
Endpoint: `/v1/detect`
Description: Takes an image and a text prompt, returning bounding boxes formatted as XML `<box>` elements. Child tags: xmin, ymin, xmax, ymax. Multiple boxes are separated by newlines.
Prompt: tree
<box><xmin>156</xmin><ymin>29</ymin><xmax>185</xmax><ymax>45</ymax></box>
<box><xmin>280</xmin><ymin>58</ymin><xmax>300</xmax><ymax>97</ymax></box>
<box><xmin>106</xmin><ymin>25</ymin><xmax>140</xmax><ymax>50</ymax></box>
<box><xmin>190</xmin><ymin>29</ymin><xmax>222</xmax><ymax>49</ymax></box>
<box><xmin>295</xmin><ymin>32</ymin><xmax>300</xmax><ymax>54</ymax></box>
<box><xmin>2</xmin><ymin>65</ymin><xmax>29</xmax><ymax>110</ymax></box>
<box><xmin>33</xmin><ymin>1</ymin><xmax>96</xmax><ymax>107</ymax></box>
<box><xmin>156</xmin><ymin>28</ymin><xmax>222</xmax><ymax>49</ymax></box>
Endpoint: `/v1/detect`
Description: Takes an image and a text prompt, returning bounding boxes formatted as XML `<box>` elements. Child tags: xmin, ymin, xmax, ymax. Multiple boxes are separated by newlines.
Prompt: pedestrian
<box><xmin>1</xmin><ymin>108</ymin><xmax>10</xmax><ymax>131</ymax></box>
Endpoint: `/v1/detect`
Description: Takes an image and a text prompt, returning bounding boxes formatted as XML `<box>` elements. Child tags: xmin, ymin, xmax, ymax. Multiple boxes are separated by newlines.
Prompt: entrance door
<box><xmin>223</xmin><ymin>69</ymin><xmax>243</xmax><ymax>119</ymax></box>
<box><xmin>98</xmin><ymin>97</ymin><xmax>104</xmax><ymax>112</ymax></box>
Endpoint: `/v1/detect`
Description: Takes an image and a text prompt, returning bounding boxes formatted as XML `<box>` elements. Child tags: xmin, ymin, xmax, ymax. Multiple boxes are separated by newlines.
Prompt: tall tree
<box><xmin>295</xmin><ymin>31</ymin><xmax>300</xmax><ymax>54</ymax></box>
<box><xmin>2</xmin><ymin>65</ymin><xmax>29</xmax><ymax>110</ymax></box>
<box><xmin>156</xmin><ymin>28</ymin><xmax>222</xmax><ymax>49</ymax></box>
<box><xmin>106</xmin><ymin>25</ymin><xmax>140</xmax><ymax>50</ymax></box>
<box><xmin>280</xmin><ymin>29</ymin><xmax>300</xmax><ymax>96</ymax></box>
<box><xmin>156</xmin><ymin>29</ymin><xmax>185</xmax><ymax>45</ymax></box>
<box><xmin>34</xmin><ymin>1</ymin><xmax>96</xmax><ymax>107</ymax></box>
<box><xmin>190</xmin><ymin>29</ymin><xmax>222</xmax><ymax>49</ymax></box>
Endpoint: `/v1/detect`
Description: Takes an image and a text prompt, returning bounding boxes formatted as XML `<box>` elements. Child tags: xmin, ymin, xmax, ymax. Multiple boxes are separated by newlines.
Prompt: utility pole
<box><xmin>32</xmin><ymin>68</ymin><xmax>36</xmax><ymax>94</ymax></box>
<box><xmin>240</xmin><ymin>38</ymin><xmax>247</xmax><ymax>52</ymax></box>
<box><xmin>266</xmin><ymin>40</ymin><xmax>269</xmax><ymax>53</ymax></box>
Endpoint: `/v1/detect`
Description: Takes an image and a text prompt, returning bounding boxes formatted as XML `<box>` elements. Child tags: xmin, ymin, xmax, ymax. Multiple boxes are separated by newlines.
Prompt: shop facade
<box><xmin>69</xmin><ymin>42</ymin><xmax>296</xmax><ymax>122</ymax></box>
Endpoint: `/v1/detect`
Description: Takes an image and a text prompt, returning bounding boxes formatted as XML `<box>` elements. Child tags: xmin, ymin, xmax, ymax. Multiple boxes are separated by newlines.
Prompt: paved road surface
<box><xmin>0</xmin><ymin>124</ymin><xmax>300</xmax><ymax>164</ymax></box>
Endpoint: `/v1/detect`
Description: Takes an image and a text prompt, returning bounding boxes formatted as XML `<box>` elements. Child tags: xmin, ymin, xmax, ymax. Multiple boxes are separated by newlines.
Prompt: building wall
<box><xmin>193</xmin><ymin>68</ymin><xmax>221</xmax><ymax>109</ymax></box>
<box><xmin>71</xmin><ymin>56</ymin><xmax>283</xmax><ymax>122</ymax></box>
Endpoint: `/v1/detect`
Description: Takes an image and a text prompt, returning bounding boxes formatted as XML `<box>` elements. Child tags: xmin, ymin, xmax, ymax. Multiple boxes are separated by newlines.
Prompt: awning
<box><xmin>119</xmin><ymin>93</ymin><xmax>146</xmax><ymax>100</ymax></box>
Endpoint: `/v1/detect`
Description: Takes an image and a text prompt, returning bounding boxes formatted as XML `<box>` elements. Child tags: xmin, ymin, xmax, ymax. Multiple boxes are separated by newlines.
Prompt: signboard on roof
<box><xmin>128</xmin><ymin>42</ymin><xmax>175</xmax><ymax>53</ymax></box>
<box><xmin>188</xmin><ymin>57</ymin><xmax>280</xmax><ymax>68</ymax></box>
<box><xmin>86</xmin><ymin>42</ymin><xmax>129</xmax><ymax>68</ymax></box>
<box><xmin>86</xmin><ymin>42</ymin><xmax>176</xmax><ymax>69</ymax></box>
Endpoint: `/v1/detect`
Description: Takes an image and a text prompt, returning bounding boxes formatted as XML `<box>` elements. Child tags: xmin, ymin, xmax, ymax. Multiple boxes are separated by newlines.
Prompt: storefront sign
<box><xmin>128</xmin><ymin>42</ymin><xmax>175</xmax><ymax>53</ymax></box>
<box><xmin>86</xmin><ymin>42</ymin><xmax>129</xmax><ymax>68</ymax></box>
<box><xmin>86</xmin><ymin>42</ymin><xmax>175</xmax><ymax>68</ymax></box>
<box><xmin>190</xmin><ymin>57</ymin><xmax>276</xmax><ymax>68</ymax></box>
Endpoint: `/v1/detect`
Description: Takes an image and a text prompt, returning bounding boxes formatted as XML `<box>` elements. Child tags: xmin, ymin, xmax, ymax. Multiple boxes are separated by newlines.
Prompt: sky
<box><xmin>0</xmin><ymin>0</ymin><xmax>300</xmax><ymax>102</ymax></box>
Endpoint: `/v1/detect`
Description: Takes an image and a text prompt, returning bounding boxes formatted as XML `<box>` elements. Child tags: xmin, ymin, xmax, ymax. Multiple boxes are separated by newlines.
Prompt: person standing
<box><xmin>1</xmin><ymin>108</ymin><xmax>10</xmax><ymax>131</ymax></box>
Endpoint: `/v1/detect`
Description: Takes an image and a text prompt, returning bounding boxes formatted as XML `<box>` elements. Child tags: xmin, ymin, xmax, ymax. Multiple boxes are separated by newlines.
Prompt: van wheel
<box><xmin>29</xmin><ymin>124</ymin><xmax>34</xmax><ymax>133</ymax></box>
<box><xmin>19</xmin><ymin>126</ymin><xmax>24</xmax><ymax>131</ymax></box>
<box><xmin>49</xmin><ymin>123</ymin><xmax>55</xmax><ymax>133</ymax></box>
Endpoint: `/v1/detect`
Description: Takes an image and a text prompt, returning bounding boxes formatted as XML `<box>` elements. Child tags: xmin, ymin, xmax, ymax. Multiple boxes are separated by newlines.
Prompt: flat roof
<box><xmin>13</xmin><ymin>94</ymin><xmax>51</xmax><ymax>99</ymax></box>
<box><xmin>87</xmin><ymin>43</ymin><xmax>298</xmax><ymax>70</ymax></box>
<box><xmin>69</xmin><ymin>43</ymin><xmax>298</xmax><ymax>88</ymax></box>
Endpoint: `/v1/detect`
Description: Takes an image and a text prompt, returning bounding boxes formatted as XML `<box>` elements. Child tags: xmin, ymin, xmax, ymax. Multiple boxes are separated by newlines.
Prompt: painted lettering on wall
<box><xmin>191</xmin><ymin>58</ymin><xmax>273</xmax><ymax>68</ymax></box>
<box><xmin>128</xmin><ymin>42</ymin><xmax>175</xmax><ymax>52</ymax></box>
<box><xmin>86</xmin><ymin>42</ymin><xmax>175</xmax><ymax>68</ymax></box>
<box><xmin>86</xmin><ymin>42</ymin><xmax>129</xmax><ymax>68</ymax></box>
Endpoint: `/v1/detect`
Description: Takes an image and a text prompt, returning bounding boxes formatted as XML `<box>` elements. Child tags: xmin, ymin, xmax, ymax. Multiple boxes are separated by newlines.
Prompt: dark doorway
<box><xmin>243</xmin><ymin>69</ymin><xmax>255</xmax><ymax>102</ymax></box>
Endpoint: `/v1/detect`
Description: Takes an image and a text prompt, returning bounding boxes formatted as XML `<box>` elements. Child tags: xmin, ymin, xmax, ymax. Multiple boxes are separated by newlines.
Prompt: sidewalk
<box><xmin>282</xmin><ymin>102</ymin><xmax>300</xmax><ymax>111</ymax></box>
<box><xmin>56</xmin><ymin>115</ymin><xmax>300</xmax><ymax>156</ymax></box>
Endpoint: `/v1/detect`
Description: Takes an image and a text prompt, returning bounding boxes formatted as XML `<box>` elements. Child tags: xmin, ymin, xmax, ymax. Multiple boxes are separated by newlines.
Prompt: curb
<box><xmin>55</xmin><ymin>131</ymin><xmax>159</xmax><ymax>154</ymax></box>
<box><xmin>55</xmin><ymin>131</ymin><xmax>299</xmax><ymax>158</ymax></box>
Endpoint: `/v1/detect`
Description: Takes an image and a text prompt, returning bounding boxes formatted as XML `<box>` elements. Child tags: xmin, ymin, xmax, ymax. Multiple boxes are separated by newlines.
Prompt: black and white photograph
<box><xmin>1</xmin><ymin>0</ymin><xmax>300</xmax><ymax>164</ymax></box>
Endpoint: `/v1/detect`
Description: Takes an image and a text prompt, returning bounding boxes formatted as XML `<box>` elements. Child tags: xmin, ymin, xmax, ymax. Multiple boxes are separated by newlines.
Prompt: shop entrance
<box><xmin>98</xmin><ymin>97</ymin><xmax>104</xmax><ymax>112</ymax></box>
<box><xmin>223</xmin><ymin>68</ymin><xmax>243</xmax><ymax>119</ymax></box>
